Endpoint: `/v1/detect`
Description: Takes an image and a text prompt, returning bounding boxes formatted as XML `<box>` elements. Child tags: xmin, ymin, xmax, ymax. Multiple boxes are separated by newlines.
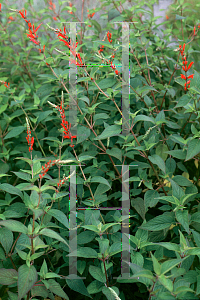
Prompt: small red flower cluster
<box><xmin>48</xmin><ymin>0</ymin><xmax>57</xmax><ymax>21</ymax></box>
<box><xmin>18</xmin><ymin>9</ymin><xmax>44</xmax><ymax>52</ymax></box>
<box><xmin>179</xmin><ymin>43</ymin><xmax>194</xmax><ymax>91</ymax></box>
<box><xmin>68</xmin><ymin>2</ymin><xmax>73</xmax><ymax>14</ymax></box>
<box><xmin>26</xmin><ymin>130</ymin><xmax>34</xmax><ymax>152</ymax></box>
<box><xmin>39</xmin><ymin>159</ymin><xmax>57</xmax><ymax>179</ymax></box>
<box><xmin>1</xmin><ymin>81</ymin><xmax>10</xmax><ymax>88</ymax></box>
<box><xmin>48</xmin><ymin>0</ymin><xmax>56</xmax><ymax>11</ymax></box>
<box><xmin>26</xmin><ymin>118</ymin><xmax>34</xmax><ymax>153</ymax></box>
<box><xmin>57</xmin><ymin>176</ymin><xmax>69</xmax><ymax>188</ymax></box>
<box><xmin>54</xmin><ymin>26</ymin><xmax>83</xmax><ymax>67</ymax></box>
<box><xmin>107</xmin><ymin>31</ymin><xmax>112</xmax><ymax>43</ymax></box>
<box><xmin>8</xmin><ymin>15</ymin><xmax>15</xmax><ymax>24</ymax></box>
<box><xmin>98</xmin><ymin>45</ymin><xmax>104</xmax><ymax>53</ymax></box>
<box><xmin>98</xmin><ymin>35</ymin><xmax>120</xmax><ymax>76</ymax></box>
<box><xmin>56</xmin><ymin>103</ymin><xmax>76</xmax><ymax>147</ymax></box>
<box><xmin>87</xmin><ymin>9</ymin><xmax>95</xmax><ymax>19</ymax></box>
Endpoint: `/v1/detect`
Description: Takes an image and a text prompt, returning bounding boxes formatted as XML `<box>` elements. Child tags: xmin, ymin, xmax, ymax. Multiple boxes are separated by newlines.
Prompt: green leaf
<box><xmin>11</xmin><ymin>171</ymin><xmax>31</xmax><ymax>182</ymax></box>
<box><xmin>77</xmin><ymin>231</ymin><xmax>97</xmax><ymax>244</ymax></box>
<box><xmin>0</xmin><ymin>220</ymin><xmax>28</xmax><ymax>234</ymax></box>
<box><xmin>161</xmin><ymin>258</ymin><xmax>183</xmax><ymax>275</ymax></box>
<box><xmin>150</xmin><ymin>242</ymin><xmax>180</xmax><ymax>252</ymax></box>
<box><xmin>98</xmin><ymin>78</ymin><xmax>117</xmax><ymax>89</ymax></box>
<box><xmin>47</xmin><ymin>209</ymin><xmax>69</xmax><ymax>229</ymax></box>
<box><xmin>106</xmin><ymin>148</ymin><xmax>122</xmax><ymax>162</ymax></box>
<box><xmin>134</xmin><ymin>115</ymin><xmax>155</xmax><ymax>124</ymax></box>
<box><xmin>68</xmin><ymin>247</ymin><xmax>98</xmax><ymax>258</ymax></box>
<box><xmin>89</xmin><ymin>265</ymin><xmax>106</xmax><ymax>283</ymax></box>
<box><xmin>77</xmin><ymin>126</ymin><xmax>91</xmax><ymax>143</ymax></box>
<box><xmin>172</xmin><ymin>175</ymin><xmax>193</xmax><ymax>186</ymax></box>
<box><xmin>40</xmin><ymin>259</ymin><xmax>48</xmax><ymax>278</ymax></box>
<box><xmin>101</xmin><ymin>223</ymin><xmax>119</xmax><ymax>232</ymax></box>
<box><xmin>39</xmin><ymin>228</ymin><xmax>69</xmax><ymax>248</ymax></box>
<box><xmin>18</xmin><ymin>265</ymin><xmax>38</xmax><ymax>300</ymax></box>
<box><xmin>48</xmin><ymin>279</ymin><xmax>69</xmax><ymax>300</ymax></box>
<box><xmin>186</xmin><ymin>139</ymin><xmax>200</xmax><ymax>161</ymax></box>
<box><xmin>165</xmin><ymin>150</ymin><xmax>186</xmax><ymax>160</ymax></box>
<box><xmin>96</xmin><ymin>238</ymin><xmax>109</xmax><ymax>254</ymax></box>
<box><xmin>151</xmin><ymin>252</ymin><xmax>161</xmax><ymax>276</ymax></box>
<box><xmin>156</xmin><ymin>144</ymin><xmax>168</xmax><ymax>161</ymax></box>
<box><xmin>94</xmin><ymin>125</ymin><xmax>121</xmax><ymax>140</ymax></box>
<box><xmin>0</xmin><ymin>183</ymin><xmax>23</xmax><ymax>200</ymax></box>
<box><xmin>0</xmin><ymin>227</ymin><xmax>13</xmax><ymax>254</ymax></box>
<box><xmin>90</xmin><ymin>176</ymin><xmax>111</xmax><ymax>188</ymax></box>
<box><xmin>102</xmin><ymin>286</ymin><xmax>120</xmax><ymax>300</ymax></box>
<box><xmin>131</xmin><ymin>198</ymin><xmax>145</xmax><ymax>220</ymax></box>
<box><xmin>175</xmin><ymin>94</ymin><xmax>191</xmax><ymax>108</ymax></box>
<box><xmin>175</xmin><ymin>210</ymin><xmax>189</xmax><ymax>234</ymax></box>
<box><xmin>0</xmin><ymin>268</ymin><xmax>18</xmax><ymax>285</ymax></box>
<box><xmin>158</xmin><ymin>274</ymin><xmax>173</xmax><ymax>292</ymax></box>
<box><xmin>66</xmin><ymin>278</ymin><xmax>92</xmax><ymax>298</ymax></box>
<box><xmin>15</xmin><ymin>247</ymin><xmax>28</xmax><ymax>260</ymax></box>
<box><xmin>45</xmin><ymin>272</ymin><xmax>60</xmax><ymax>278</ymax></box>
<box><xmin>108</xmin><ymin>242</ymin><xmax>122</xmax><ymax>256</ymax></box>
<box><xmin>139</xmin><ymin>212</ymin><xmax>175</xmax><ymax>231</ymax></box>
<box><xmin>77</xmin><ymin>260</ymin><xmax>86</xmax><ymax>275</ymax></box>
<box><xmin>81</xmin><ymin>225</ymin><xmax>99</xmax><ymax>233</ymax></box>
<box><xmin>4</xmin><ymin>126</ymin><xmax>25</xmax><ymax>139</ymax></box>
<box><xmin>87</xmin><ymin>280</ymin><xmax>104</xmax><ymax>294</ymax></box>
<box><xmin>144</xmin><ymin>190</ymin><xmax>159</xmax><ymax>210</ymax></box>
<box><xmin>148</xmin><ymin>154</ymin><xmax>166</xmax><ymax>173</ymax></box>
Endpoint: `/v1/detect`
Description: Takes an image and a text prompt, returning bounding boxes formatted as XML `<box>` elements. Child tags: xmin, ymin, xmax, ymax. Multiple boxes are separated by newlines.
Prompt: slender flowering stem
<box><xmin>179</xmin><ymin>43</ymin><xmax>194</xmax><ymax>91</ymax></box>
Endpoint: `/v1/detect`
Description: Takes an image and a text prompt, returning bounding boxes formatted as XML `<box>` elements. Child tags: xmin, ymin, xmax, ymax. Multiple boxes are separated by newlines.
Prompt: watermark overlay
<box><xmin>65</xmin><ymin>21</ymin><xmax>137</xmax><ymax>280</ymax></box>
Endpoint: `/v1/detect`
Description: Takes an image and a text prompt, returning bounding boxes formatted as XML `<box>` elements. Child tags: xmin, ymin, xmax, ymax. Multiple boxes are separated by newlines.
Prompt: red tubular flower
<box><xmin>181</xmin><ymin>74</ymin><xmax>186</xmax><ymax>80</ymax></box>
<box><xmin>188</xmin><ymin>74</ymin><xmax>194</xmax><ymax>79</ymax></box>
<box><xmin>39</xmin><ymin>159</ymin><xmax>57</xmax><ymax>179</ymax></box>
<box><xmin>194</xmin><ymin>26</ymin><xmax>196</xmax><ymax>35</ymax></box>
<box><xmin>187</xmin><ymin>62</ymin><xmax>194</xmax><ymax>71</ymax></box>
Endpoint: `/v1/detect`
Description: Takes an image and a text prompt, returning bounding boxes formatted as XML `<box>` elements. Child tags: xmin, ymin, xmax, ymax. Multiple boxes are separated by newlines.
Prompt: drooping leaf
<box><xmin>0</xmin><ymin>269</ymin><xmax>18</xmax><ymax>285</ymax></box>
<box><xmin>39</xmin><ymin>228</ymin><xmax>69</xmax><ymax>248</ymax></box>
<box><xmin>18</xmin><ymin>265</ymin><xmax>38</xmax><ymax>300</ymax></box>
<box><xmin>89</xmin><ymin>265</ymin><xmax>106</xmax><ymax>283</ymax></box>
<box><xmin>0</xmin><ymin>220</ymin><xmax>27</xmax><ymax>234</ymax></box>
<box><xmin>66</xmin><ymin>278</ymin><xmax>92</xmax><ymax>298</ymax></box>
<box><xmin>47</xmin><ymin>209</ymin><xmax>69</xmax><ymax>229</ymax></box>
<box><xmin>139</xmin><ymin>212</ymin><xmax>175</xmax><ymax>231</ymax></box>
<box><xmin>48</xmin><ymin>279</ymin><xmax>69</xmax><ymax>300</ymax></box>
<box><xmin>0</xmin><ymin>227</ymin><xmax>13</xmax><ymax>254</ymax></box>
<box><xmin>94</xmin><ymin>125</ymin><xmax>121</xmax><ymax>140</ymax></box>
<box><xmin>186</xmin><ymin>139</ymin><xmax>200</xmax><ymax>161</ymax></box>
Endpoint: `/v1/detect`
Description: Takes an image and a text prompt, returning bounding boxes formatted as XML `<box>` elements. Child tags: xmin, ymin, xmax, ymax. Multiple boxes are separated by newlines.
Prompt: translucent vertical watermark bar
<box><xmin>69</xmin><ymin>22</ymin><xmax>77</xmax><ymax>140</ymax></box>
<box><xmin>69</xmin><ymin>165</ymin><xmax>77</xmax><ymax>279</ymax></box>
<box><xmin>121</xmin><ymin>164</ymin><xmax>130</xmax><ymax>278</ymax></box>
<box><xmin>122</xmin><ymin>22</ymin><xmax>130</xmax><ymax>136</ymax></box>
<box><xmin>66</xmin><ymin>164</ymin><xmax>86</xmax><ymax>280</ymax></box>
<box><xmin>113</xmin><ymin>21</ymin><xmax>134</xmax><ymax>279</ymax></box>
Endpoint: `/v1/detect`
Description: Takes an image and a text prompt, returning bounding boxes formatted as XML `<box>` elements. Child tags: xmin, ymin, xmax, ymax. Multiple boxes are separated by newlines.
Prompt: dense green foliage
<box><xmin>1</xmin><ymin>0</ymin><xmax>200</xmax><ymax>299</ymax></box>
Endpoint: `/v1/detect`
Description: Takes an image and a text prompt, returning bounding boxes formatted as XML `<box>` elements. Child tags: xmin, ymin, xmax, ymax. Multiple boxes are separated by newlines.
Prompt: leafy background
<box><xmin>1</xmin><ymin>0</ymin><xmax>200</xmax><ymax>299</ymax></box>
